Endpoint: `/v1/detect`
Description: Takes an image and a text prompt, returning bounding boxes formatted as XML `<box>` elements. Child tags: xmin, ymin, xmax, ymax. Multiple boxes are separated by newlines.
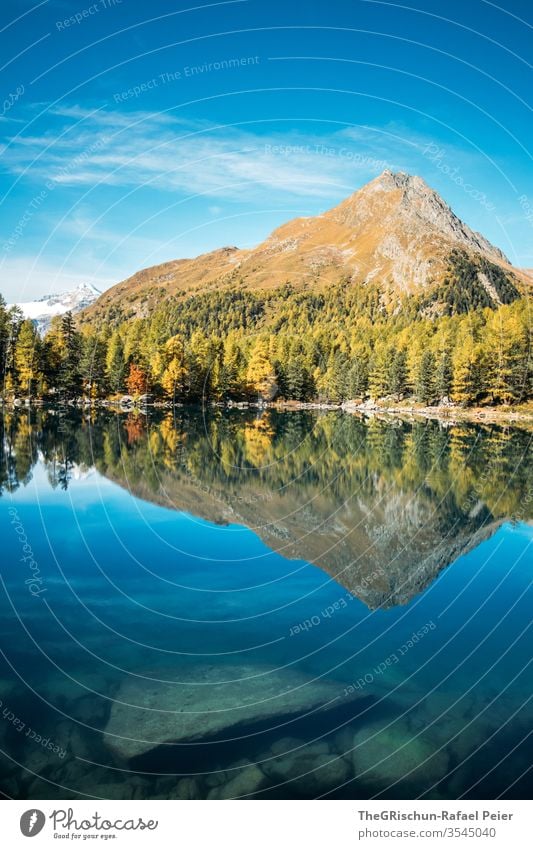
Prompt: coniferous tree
<box><xmin>415</xmin><ymin>350</ymin><xmax>435</xmax><ymax>404</ymax></box>
<box><xmin>80</xmin><ymin>335</ymin><xmax>108</xmax><ymax>399</ymax></box>
<box><xmin>247</xmin><ymin>338</ymin><xmax>277</xmax><ymax>400</ymax></box>
<box><xmin>435</xmin><ymin>349</ymin><xmax>453</xmax><ymax>400</ymax></box>
<box><xmin>14</xmin><ymin>319</ymin><xmax>41</xmax><ymax>395</ymax></box>
<box><xmin>324</xmin><ymin>350</ymin><xmax>349</xmax><ymax>402</ymax></box>
<box><xmin>3</xmin><ymin>305</ymin><xmax>23</xmax><ymax>394</ymax></box>
<box><xmin>368</xmin><ymin>347</ymin><xmax>390</xmax><ymax>399</ymax></box>
<box><xmin>219</xmin><ymin>333</ymin><xmax>245</xmax><ymax>399</ymax></box>
<box><xmin>58</xmin><ymin>312</ymin><xmax>82</xmax><ymax>399</ymax></box>
<box><xmin>284</xmin><ymin>357</ymin><xmax>312</xmax><ymax>401</ymax></box>
<box><xmin>346</xmin><ymin>355</ymin><xmax>369</xmax><ymax>399</ymax></box>
<box><xmin>389</xmin><ymin>349</ymin><xmax>408</xmax><ymax>399</ymax></box>
<box><xmin>485</xmin><ymin>308</ymin><xmax>528</xmax><ymax>404</ymax></box>
<box><xmin>161</xmin><ymin>336</ymin><xmax>186</xmax><ymax>402</ymax></box>
<box><xmin>452</xmin><ymin>336</ymin><xmax>482</xmax><ymax>405</ymax></box>
<box><xmin>0</xmin><ymin>296</ymin><xmax>10</xmax><ymax>390</ymax></box>
<box><xmin>106</xmin><ymin>332</ymin><xmax>126</xmax><ymax>394</ymax></box>
<box><xmin>205</xmin><ymin>336</ymin><xmax>224</xmax><ymax>400</ymax></box>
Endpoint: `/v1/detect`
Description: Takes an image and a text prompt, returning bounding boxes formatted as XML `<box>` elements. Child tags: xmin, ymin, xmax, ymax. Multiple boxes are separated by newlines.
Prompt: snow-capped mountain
<box><xmin>11</xmin><ymin>283</ymin><xmax>100</xmax><ymax>333</ymax></box>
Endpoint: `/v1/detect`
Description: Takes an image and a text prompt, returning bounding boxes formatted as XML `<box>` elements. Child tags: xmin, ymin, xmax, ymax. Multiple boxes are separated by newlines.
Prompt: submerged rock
<box><xmin>71</xmin><ymin>694</ymin><xmax>108</xmax><ymax>725</ymax></box>
<box><xmin>104</xmin><ymin>664</ymin><xmax>354</xmax><ymax>760</ymax></box>
<box><xmin>204</xmin><ymin>770</ymin><xmax>228</xmax><ymax>789</ymax></box>
<box><xmin>208</xmin><ymin>762</ymin><xmax>266</xmax><ymax>799</ymax></box>
<box><xmin>269</xmin><ymin>736</ymin><xmax>314</xmax><ymax>756</ymax></box>
<box><xmin>262</xmin><ymin>743</ymin><xmax>351</xmax><ymax>794</ymax></box>
<box><xmin>352</xmin><ymin>721</ymin><xmax>449</xmax><ymax>791</ymax></box>
<box><xmin>174</xmin><ymin>777</ymin><xmax>200</xmax><ymax>799</ymax></box>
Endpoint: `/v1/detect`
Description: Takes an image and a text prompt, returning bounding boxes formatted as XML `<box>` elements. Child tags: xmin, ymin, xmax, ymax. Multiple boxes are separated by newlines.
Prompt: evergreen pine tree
<box><xmin>415</xmin><ymin>350</ymin><xmax>435</xmax><ymax>404</ymax></box>
<box><xmin>81</xmin><ymin>335</ymin><xmax>108</xmax><ymax>398</ymax></box>
<box><xmin>346</xmin><ymin>356</ymin><xmax>369</xmax><ymax>399</ymax></box>
<box><xmin>285</xmin><ymin>357</ymin><xmax>312</xmax><ymax>401</ymax></box>
<box><xmin>435</xmin><ymin>349</ymin><xmax>453</xmax><ymax>400</ymax></box>
<box><xmin>58</xmin><ymin>312</ymin><xmax>82</xmax><ymax>399</ymax></box>
<box><xmin>389</xmin><ymin>349</ymin><xmax>407</xmax><ymax>399</ymax></box>
<box><xmin>4</xmin><ymin>306</ymin><xmax>23</xmax><ymax>394</ymax></box>
<box><xmin>106</xmin><ymin>332</ymin><xmax>126</xmax><ymax>394</ymax></box>
<box><xmin>219</xmin><ymin>333</ymin><xmax>244</xmax><ymax>400</ymax></box>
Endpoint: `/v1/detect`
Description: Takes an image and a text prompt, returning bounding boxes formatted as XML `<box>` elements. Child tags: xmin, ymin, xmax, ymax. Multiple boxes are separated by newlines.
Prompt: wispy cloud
<box><xmin>1</xmin><ymin>106</ymin><xmax>408</xmax><ymax>202</ymax></box>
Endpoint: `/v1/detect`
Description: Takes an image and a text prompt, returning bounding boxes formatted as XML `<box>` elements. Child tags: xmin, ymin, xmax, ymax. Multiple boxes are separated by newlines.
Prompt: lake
<box><xmin>0</xmin><ymin>408</ymin><xmax>531</xmax><ymax>800</ymax></box>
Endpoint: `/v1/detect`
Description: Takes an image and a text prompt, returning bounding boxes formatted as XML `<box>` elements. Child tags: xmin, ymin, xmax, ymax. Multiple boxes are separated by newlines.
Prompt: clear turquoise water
<box><xmin>0</xmin><ymin>410</ymin><xmax>531</xmax><ymax>799</ymax></box>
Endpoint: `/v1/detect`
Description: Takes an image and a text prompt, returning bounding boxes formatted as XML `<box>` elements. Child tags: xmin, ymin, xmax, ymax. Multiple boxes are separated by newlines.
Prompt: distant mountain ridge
<box><xmin>82</xmin><ymin>170</ymin><xmax>527</xmax><ymax>323</ymax></box>
<box><xmin>12</xmin><ymin>283</ymin><xmax>100</xmax><ymax>333</ymax></box>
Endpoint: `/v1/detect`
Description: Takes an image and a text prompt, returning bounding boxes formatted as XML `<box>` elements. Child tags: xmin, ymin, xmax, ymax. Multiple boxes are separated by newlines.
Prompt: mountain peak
<box><xmin>372</xmin><ymin>168</ymin><xmax>421</xmax><ymax>188</ymax></box>
<box><xmin>328</xmin><ymin>170</ymin><xmax>508</xmax><ymax>264</ymax></box>
<box><xmin>12</xmin><ymin>283</ymin><xmax>100</xmax><ymax>333</ymax></box>
<box><xmin>76</xmin><ymin>282</ymin><xmax>101</xmax><ymax>295</ymax></box>
<box><xmin>339</xmin><ymin>169</ymin><xmax>448</xmax><ymax>209</ymax></box>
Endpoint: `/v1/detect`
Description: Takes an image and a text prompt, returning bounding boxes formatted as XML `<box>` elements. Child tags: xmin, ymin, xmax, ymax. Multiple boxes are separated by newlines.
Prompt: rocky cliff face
<box><xmin>81</xmin><ymin>171</ymin><xmax>526</xmax><ymax>321</ymax></box>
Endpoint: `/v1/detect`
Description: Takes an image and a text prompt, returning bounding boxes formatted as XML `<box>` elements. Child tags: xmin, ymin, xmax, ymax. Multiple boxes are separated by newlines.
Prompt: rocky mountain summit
<box><xmin>328</xmin><ymin>170</ymin><xmax>508</xmax><ymax>269</ymax></box>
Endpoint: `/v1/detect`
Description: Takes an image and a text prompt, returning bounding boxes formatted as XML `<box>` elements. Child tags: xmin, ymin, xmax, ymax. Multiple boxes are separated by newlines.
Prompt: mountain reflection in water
<box><xmin>0</xmin><ymin>409</ymin><xmax>531</xmax><ymax>800</ymax></box>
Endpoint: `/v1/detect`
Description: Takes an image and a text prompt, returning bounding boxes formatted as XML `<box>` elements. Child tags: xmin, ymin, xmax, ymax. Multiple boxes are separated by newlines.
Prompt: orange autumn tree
<box><xmin>125</xmin><ymin>362</ymin><xmax>148</xmax><ymax>396</ymax></box>
<box><xmin>124</xmin><ymin>413</ymin><xmax>145</xmax><ymax>445</ymax></box>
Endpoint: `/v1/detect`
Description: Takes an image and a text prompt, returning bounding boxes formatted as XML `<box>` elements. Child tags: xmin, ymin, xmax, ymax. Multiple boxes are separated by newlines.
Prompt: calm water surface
<box><xmin>0</xmin><ymin>409</ymin><xmax>531</xmax><ymax>799</ymax></box>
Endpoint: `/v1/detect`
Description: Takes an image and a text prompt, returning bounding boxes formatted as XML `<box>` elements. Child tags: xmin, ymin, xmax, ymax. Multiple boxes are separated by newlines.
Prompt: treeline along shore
<box><xmin>1</xmin><ymin>277</ymin><xmax>532</xmax><ymax>420</ymax></box>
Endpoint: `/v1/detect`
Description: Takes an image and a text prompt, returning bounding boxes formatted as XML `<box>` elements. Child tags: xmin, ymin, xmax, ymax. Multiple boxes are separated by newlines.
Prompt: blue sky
<box><xmin>0</xmin><ymin>0</ymin><xmax>531</xmax><ymax>301</ymax></box>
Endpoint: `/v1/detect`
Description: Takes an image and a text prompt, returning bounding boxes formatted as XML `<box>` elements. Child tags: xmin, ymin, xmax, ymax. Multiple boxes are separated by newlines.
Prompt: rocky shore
<box><xmin>3</xmin><ymin>393</ymin><xmax>533</xmax><ymax>425</ymax></box>
<box><xmin>339</xmin><ymin>398</ymin><xmax>533</xmax><ymax>425</ymax></box>
<box><xmin>160</xmin><ymin>395</ymin><xmax>533</xmax><ymax>426</ymax></box>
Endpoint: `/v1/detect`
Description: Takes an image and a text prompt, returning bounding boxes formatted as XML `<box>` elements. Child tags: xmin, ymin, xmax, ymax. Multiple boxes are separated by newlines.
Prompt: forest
<box><xmin>0</xmin><ymin>273</ymin><xmax>531</xmax><ymax>408</ymax></box>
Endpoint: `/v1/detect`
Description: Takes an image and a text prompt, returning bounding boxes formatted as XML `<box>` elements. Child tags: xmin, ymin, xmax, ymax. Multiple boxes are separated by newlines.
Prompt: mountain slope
<box><xmin>82</xmin><ymin>170</ymin><xmax>526</xmax><ymax>323</ymax></box>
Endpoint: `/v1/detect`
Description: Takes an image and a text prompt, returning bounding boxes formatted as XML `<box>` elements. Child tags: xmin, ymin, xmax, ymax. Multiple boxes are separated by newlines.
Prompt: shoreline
<box><xmin>338</xmin><ymin>400</ymin><xmax>533</xmax><ymax>426</ymax></box>
<box><xmin>3</xmin><ymin>396</ymin><xmax>533</xmax><ymax>425</ymax></box>
<box><xmin>272</xmin><ymin>398</ymin><xmax>533</xmax><ymax>425</ymax></box>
